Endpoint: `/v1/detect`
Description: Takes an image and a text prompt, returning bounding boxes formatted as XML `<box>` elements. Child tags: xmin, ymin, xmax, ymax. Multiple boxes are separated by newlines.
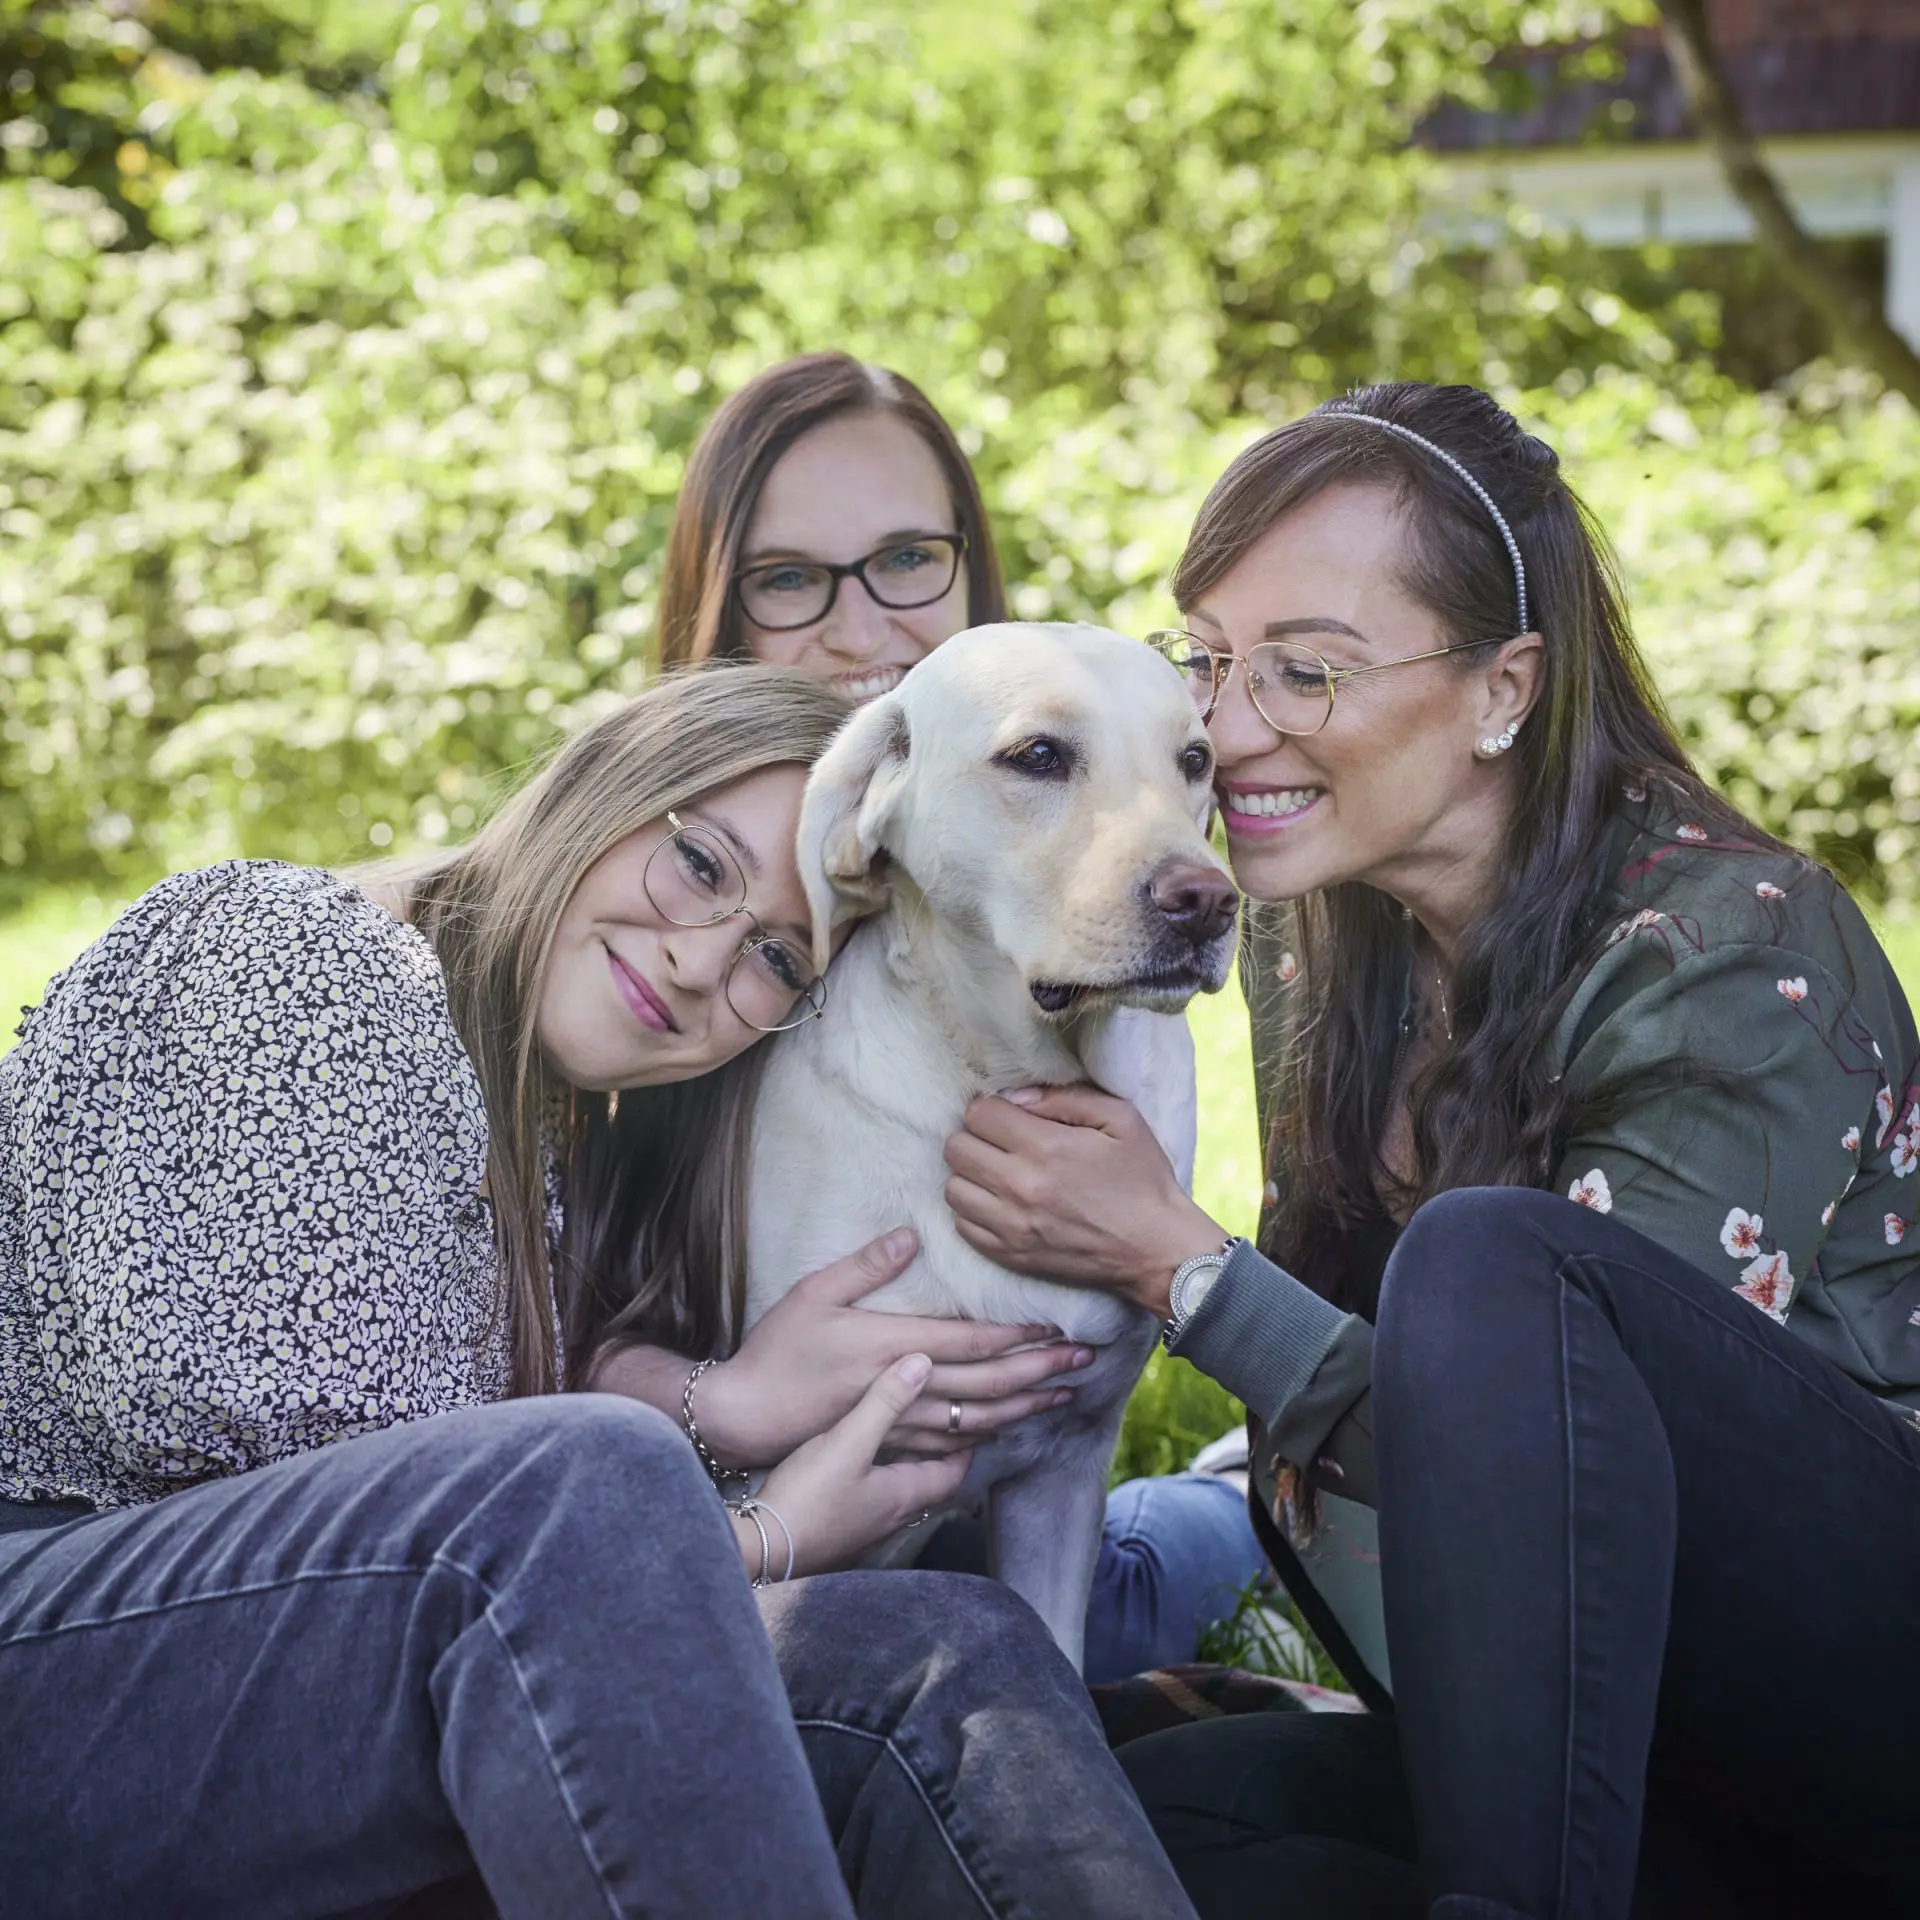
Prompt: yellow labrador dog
<box><xmin>745</xmin><ymin>623</ymin><xmax>1238</xmax><ymax>1670</ymax></box>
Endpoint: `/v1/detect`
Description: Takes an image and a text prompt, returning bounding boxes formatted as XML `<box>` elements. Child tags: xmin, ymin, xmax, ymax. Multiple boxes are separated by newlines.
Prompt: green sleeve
<box><xmin>1554</xmin><ymin>937</ymin><xmax>1876</xmax><ymax>1320</ymax></box>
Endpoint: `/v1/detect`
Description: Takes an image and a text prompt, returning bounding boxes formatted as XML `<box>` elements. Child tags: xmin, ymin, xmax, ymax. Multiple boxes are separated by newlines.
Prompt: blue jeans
<box><xmin>914</xmin><ymin>1468</ymin><xmax>1269</xmax><ymax>1686</ymax></box>
<box><xmin>1120</xmin><ymin>1190</ymin><xmax>1920</xmax><ymax>1917</ymax></box>
<box><xmin>1085</xmin><ymin>1471</ymin><xmax>1268</xmax><ymax>1685</ymax></box>
<box><xmin>0</xmin><ymin>1395</ymin><xmax>1196</xmax><ymax>1919</ymax></box>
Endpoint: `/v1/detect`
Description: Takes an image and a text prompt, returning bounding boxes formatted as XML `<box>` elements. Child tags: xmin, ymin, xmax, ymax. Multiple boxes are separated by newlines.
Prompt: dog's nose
<box><xmin>1150</xmin><ymin>864</ymin><xmax>1239</xmax><ymax>943</ymax></box>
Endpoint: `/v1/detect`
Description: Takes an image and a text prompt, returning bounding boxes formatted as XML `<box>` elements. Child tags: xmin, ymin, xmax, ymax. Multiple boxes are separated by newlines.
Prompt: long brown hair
<box><xmin>657</xmin><ymin>352</ymin><xmax>1006</xmax><ymax>667</ymax></box>
<box><xmin>1175</xmin><ymin>382</ymin><xmax>1767</xmax><ymax>1314</ymax></box>
<box><xmin>392</xmin><ymin>666</ymin><xmax>851</xmax><ymax>1393</ymax></box>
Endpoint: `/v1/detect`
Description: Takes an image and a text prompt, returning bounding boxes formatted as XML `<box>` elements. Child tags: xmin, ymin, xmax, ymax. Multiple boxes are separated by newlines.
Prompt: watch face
<box><xmin>1180</xmin><ymin>1265</ymin><xmax>1222</xmax><ymax>1319</ymax></box>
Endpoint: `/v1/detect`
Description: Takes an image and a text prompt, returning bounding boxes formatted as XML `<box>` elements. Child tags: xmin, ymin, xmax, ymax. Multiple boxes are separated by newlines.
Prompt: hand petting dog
<box><xmin>737</xmin><ymin>1353</ymin><xmax>976</xmax><ymax>1581</ymax></box>
<box><xmin>699</xmin><ymin>1227</ymin><xmax>1094</xmax><ymax>1466</ymax></box>
<box><xmin>944</xmin><ymin>1087</ymin><xmax>1228</xmax><ymax>1321</ymax></box>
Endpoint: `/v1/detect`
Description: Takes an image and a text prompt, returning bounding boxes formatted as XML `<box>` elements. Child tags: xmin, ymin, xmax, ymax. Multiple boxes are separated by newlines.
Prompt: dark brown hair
<box><xmin>1175</xmin><ymin>382</ymin><xmax>1771</xmax><ymax>1314</ymax></box>
<box><xmin>656</xmin><ymin>352</ymin><xmax>1006</xmax><ymax>667</ymax></box>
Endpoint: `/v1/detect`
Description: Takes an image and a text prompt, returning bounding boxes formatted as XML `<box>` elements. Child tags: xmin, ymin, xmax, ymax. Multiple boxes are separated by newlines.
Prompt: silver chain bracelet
<box><xmin>682</xmin><ymin>1362</ymin><xmax>796</xmax><ymax>1584</ymax></box>
<box><xmin>680</xmin><ymin>1358</ymin><xmax>738</xmax><ymax>1488</ymax></box>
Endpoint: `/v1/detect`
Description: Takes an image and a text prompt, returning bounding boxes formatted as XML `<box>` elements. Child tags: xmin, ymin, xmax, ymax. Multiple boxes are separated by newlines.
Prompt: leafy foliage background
<box><xmin>3</xmin><ymin>0</ymin><xmax>1917</xmax><ymax>907</ymax></box>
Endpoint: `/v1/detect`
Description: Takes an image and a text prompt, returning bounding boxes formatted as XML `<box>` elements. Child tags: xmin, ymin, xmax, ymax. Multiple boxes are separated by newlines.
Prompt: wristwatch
<box><xmin>1162</xmin><ymin>1236</ymin><xmax>1242</xmax><ymax>1349</ymax></box>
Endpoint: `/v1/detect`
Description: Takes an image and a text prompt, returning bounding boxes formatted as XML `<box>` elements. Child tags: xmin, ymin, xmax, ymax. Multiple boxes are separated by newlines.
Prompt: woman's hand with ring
<box><xmin>695</xmin><ymin>1228</ymin><xmax>1094</xmax><ymax>1467</ymax></box>
<box><xmin>874</xmin><ymin>1341</ymin><xmax>1097</xmax><ymax>1460</ymax></box>
<box><xmin>943</xmin><ymin>1086</ymin><xmax>1228</xmax><ymax>1318</ymax></box>
<box><xmin>746</xmin><ymin>1354</ymin><xmax>974</xmax><ymax>1576</ymax></box>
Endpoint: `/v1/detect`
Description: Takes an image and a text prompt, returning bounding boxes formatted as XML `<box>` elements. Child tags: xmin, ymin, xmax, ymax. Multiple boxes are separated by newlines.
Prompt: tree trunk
<box><xmin>1656</xmin><ymin>0</ymin><xmax>1920</xmax><ymax>406</ymax></box>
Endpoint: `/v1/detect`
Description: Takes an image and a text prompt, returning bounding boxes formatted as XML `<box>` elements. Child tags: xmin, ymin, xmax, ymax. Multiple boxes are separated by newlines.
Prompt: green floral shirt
<box><xmin>1548</xmin><ymin>795</ymin><xmax>1920</xmax><ymax>1399</ymax></box>
<box><xmin>1219</xmin><ymin>789</ymin><xmax>1920</xmax><ymax>1457</ymax></box>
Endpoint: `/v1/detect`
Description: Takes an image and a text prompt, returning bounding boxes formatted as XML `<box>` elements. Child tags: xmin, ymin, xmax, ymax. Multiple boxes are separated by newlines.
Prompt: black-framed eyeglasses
<box><xmin>732</xmin><ymin>533</ymin><xmax>967</xmax><ymax>632</ymax></box>
<box><xmin>641</xmin><ymin>812</ymin><xmax>827</xmax><ymax>1033</ymax></box>
<box><xmin>1145</xmin><ymin>629</ymin><xmax>1504</xmax><ymax>738</ymax></box>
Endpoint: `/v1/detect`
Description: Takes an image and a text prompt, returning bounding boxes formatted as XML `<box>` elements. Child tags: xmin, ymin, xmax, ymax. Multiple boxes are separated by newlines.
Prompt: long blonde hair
<box><xmin>394</xmin><ymin>665</ymin><xmax>851</xmax><ymax>1396</ymax></box>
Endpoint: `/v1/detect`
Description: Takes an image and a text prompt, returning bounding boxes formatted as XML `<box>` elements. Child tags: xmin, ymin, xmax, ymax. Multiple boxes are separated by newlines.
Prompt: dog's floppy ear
<box><xmin>798</xmin><ymin>694</ymin><xmax>912</xmax><ymax>970</ymax></box>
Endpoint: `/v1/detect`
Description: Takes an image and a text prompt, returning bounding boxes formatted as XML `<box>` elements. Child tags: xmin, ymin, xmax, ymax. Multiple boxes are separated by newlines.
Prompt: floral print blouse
<box><xmin>1547</xmin><ymin>803</ymin><xmax>1920</xmax><ymax>1401</ymax></box>
<box><xmin>1225</xmin><ymin>788</ymin><xmax>1920</xmax><ymax>1465</ymax></box>
<box><xmin>0</xmin><ymin>863</ymin><xmax>509</xmax><ymax>1510</ymax></box>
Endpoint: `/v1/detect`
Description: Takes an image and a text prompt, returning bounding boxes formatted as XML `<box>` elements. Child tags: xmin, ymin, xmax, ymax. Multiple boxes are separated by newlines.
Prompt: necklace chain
<box><xmin>1392</xmin><ymin>945</ymin><xmax>1454</xmax><ymax>1091</ymax></box>
<box><xmin>1430</xmin><ymin>954</ymin><xmax>1454</xmax><ymax>1044</ymax></box>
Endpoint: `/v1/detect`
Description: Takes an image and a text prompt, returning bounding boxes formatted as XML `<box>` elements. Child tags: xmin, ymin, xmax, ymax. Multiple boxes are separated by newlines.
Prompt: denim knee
<box><xmin>497</xmin><ymin>1393</ymin><xmax>710</xmax><ymax>1509</ymax></box>
<box><xmin>534</xmin><ymin>1390</ymin><xmax>690</xmax><ymax>1459</ymax></box>
<box><xmin>817</xmin><ymin>1569</ymin><xmax>1078</xmax><ymax>1697</ymax></box>
<box><xmin>894</xmin><ymin>1567</ymin><xmax>1057</xmax><ymax>1652</ymax></box>
<box><xmin>395</xmin><ymin>1393</ymin><xmax>720</xmax><ymax>1579</ymax></box>
<box><xmin>1392</xmin><ymin>1184</ymin><xmax>1571</xmax><ymax>1269</ymax></box>
<box><xmin>1379</xmin><ymin>1187</ymin><xmax>1577</xmax><ymax>1332</ymax></box>
<box><xmin>1375</xmin><ymin>1186</ymin><xmax>1588</xmax><ymax>1409</ymax></box>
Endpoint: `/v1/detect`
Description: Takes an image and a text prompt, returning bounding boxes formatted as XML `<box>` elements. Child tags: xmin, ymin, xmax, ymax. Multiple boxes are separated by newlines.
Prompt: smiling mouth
<box><xmin>606</xmin><ymin>945</ymin><xmax>679</xmax><ymax>1034</ymax></box>
<box><xmin>834</xmin><ymin>664</ymin><xmax>909</xmax><ymax>702</ymax></box>
<box><xmin>1029</xmin><ymin>964</ymin><xmax>1214</xmax><ymax>1017</ymax></box>
<box><xmin>1220</xmin><ymin>785</ymin><xmax>1322</xmax><ymax>823</ymax></box>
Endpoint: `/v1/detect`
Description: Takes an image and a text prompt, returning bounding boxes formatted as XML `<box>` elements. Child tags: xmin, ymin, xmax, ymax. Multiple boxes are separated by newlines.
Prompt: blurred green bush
<box><xmin>2</xmin><ymin>1</ymin><xmax>1915</xmax><ymax>904</ymax></box>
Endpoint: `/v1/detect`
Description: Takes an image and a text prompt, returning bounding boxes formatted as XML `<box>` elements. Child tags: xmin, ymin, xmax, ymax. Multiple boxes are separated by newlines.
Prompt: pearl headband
<box><xmin>1330</xmin><ymin>410</ymin><xmax>1530</xmax><ymax>636</ymax></box>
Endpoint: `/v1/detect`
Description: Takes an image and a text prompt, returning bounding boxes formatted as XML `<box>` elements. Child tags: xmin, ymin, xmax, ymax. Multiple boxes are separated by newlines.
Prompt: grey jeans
<box><xmin>0</xmin><ymin>1396</ymin><xmax>1194</xmax><ymax>1919</ymax></box>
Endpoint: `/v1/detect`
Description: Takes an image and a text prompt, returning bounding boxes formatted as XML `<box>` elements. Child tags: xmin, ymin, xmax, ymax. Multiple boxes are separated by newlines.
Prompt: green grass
<box><xmin>7</xmin><ymin>883</ymin><xmax>1920</xmax><ymax>1489</ymax></box>
<box><xmin>1196</xmin><ymin>1579</ymin><xmax>1349</xmax><ymax>1691</ymax></box>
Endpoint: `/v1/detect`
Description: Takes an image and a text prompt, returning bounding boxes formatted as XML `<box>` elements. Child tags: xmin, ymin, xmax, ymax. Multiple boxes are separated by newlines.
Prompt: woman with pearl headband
<box><xmin>944</xmin><ymin>382</ymin><xmax>1920</xmax><ymax>1915</ymax></box>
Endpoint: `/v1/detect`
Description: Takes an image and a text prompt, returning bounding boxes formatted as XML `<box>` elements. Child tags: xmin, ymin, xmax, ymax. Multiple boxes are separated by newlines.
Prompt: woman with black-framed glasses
<box><xmin>945</xmin><ymin>382</ymin><xmax>1920</xmax><ymax>1914</ymax></box>
<box><xmin>639</xmin><ymin>351</ymin><xmax>1270</xmax><ymax>1688</ymax></box>
<box><xmin>656</xmin><ymin>352</ymin><xmax>1003</xmax><ymax>700</ymax></box>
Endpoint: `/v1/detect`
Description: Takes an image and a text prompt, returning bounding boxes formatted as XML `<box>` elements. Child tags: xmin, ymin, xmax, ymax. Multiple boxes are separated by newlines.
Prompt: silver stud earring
<box><xmin>1477</xmin><ymin>735</ymin><xmax>1504</xmax><ymax>757</ymax></box>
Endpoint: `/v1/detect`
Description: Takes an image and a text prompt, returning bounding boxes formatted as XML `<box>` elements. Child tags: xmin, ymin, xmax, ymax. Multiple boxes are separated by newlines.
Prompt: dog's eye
<box><xmin>998</xmin><ymin>737</ymin><xmax>1072</xmax><ymax>779</ymax></box>
<box><xmin>1179</xmin><ymin>741</ymin><xmax>1213</xmax><ymax>782</ymax></box>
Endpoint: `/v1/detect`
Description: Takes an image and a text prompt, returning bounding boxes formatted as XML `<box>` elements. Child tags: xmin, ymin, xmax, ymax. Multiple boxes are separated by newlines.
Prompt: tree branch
<box><xmin>1656</xmin><ymin>0</ymin><xmax>1920</xmax><ymax>404</ymax></box>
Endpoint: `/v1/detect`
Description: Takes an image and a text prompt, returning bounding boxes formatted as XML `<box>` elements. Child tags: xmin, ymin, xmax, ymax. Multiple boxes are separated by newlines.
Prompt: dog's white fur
<box><xmin>745</xmin><ymin>623</ymin><xmax>1237</xmax><ymax>1670</ymax></box>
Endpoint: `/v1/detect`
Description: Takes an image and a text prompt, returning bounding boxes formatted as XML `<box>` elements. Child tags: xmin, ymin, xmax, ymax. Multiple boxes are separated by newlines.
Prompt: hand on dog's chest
<box><xmin>855</xmin><ymin>1254</ymin><xmax>1139</xmax><ymax>1351</ymax></box>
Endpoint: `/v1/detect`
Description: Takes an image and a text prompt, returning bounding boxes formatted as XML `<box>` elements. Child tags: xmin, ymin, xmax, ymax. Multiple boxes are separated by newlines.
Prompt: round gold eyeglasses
<box><xmin>1145</xmin><ymin>629</ymin><xmax>1505</xmax><ymax>737</ymax></box>
<box><xmin>642</xmin><ymin>813</ymin><xmax>827</xmax><ymax>1033</ymax></box>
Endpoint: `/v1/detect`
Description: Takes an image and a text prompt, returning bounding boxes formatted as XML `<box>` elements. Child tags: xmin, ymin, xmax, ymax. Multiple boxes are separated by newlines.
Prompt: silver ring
<box><xmin>907</xmin><ymin>1509</ymin><xmax>932</xmax><ymax>1528</ymax></box>
<box><xmin>947</xmin><ymin>1399</ymin><xmax>963</xmax><ymax>1434</ymax></box>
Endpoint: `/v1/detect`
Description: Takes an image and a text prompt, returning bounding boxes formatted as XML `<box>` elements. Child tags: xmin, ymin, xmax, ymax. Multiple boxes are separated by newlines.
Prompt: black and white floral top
<box><xmin>0</xmin><ymin>863</ymin><xmax>511</xmax><ymax>1510</ymax></box>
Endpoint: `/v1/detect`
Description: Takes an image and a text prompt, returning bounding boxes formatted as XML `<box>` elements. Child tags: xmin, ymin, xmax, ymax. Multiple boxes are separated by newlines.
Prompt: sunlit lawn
<box><xmin>6</xmin><ymin>883</ymin><xmax>1919</xmax><ymax>1481</ymax></box>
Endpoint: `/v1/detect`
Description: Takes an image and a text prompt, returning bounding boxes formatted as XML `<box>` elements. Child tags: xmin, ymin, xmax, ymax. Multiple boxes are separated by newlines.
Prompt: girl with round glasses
<box><xmin>648</xmin><ymin>352</ymin><xmax>1269</xmax><ymax>1685</ymax></box>
<box><xmin>0</xmin><ymin>667</ymin><xmax>1194</xmax><ymax>1918</ymax></box>
<box><xmin>945</xmin><ymin>382</ymin><xmax>1920</xmax><ymax>1912</ymax></box>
